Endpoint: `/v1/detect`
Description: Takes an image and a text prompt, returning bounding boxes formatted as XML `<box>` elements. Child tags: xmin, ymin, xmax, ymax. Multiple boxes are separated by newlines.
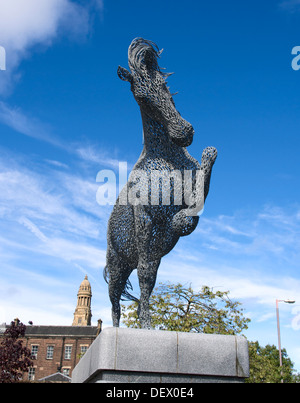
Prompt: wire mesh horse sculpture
<box><xmin>104</xmin><ymin>38</ymin><xmax>217</xmax><ymax>328</ymax></box>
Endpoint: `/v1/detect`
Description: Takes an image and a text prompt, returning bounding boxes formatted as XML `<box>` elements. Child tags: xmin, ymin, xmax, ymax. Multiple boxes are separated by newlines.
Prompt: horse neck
<box><xmin>140</xmin><ymin>110</ymin><xmax>172</xmax><ymax>153</ymax></box>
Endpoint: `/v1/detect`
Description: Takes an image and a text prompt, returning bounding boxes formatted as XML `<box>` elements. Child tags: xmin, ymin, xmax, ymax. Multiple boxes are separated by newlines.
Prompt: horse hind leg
<box><xmin>108</xmin><ymin>263</ymin><xmax>134</xmax><ymax>327</ymax></box>
<box><xmin>105</xmin><ymin>248</ymin><xmax>134</xmax><ymax>327</ymax></box>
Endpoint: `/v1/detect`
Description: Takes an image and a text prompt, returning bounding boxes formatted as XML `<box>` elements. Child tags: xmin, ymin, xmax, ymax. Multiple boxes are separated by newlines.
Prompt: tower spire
<box><xmin>72</xmin><ymin>275</ymin><xmax>92</xmax><ymax>326</ymax></box>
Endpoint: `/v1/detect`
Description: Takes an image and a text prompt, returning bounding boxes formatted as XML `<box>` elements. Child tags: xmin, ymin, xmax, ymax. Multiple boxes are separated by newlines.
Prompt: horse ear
<box><xmin>118</xmin><ymin>66</ymin><xmax>133</xmax><ymax>83</ymax></box>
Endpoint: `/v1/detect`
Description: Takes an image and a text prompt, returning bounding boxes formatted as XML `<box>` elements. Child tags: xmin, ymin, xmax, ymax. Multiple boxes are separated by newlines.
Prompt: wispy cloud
<box><xmin>0</xmin><ymin>102</ymin><xmax>123</xmax><ymax>173</ymax></box>
<box><xmin>0</xmin><ymin>147</ymin><xmax>110</xmax><ymax>324</ymax></box>
<box><xmin>18</xmin><ymin>216</ymin><xmax>106</xmax><ymax>270</ymax></box>
<box><xmin>76</xmin><ymin>145</ymin><xmax>122</xmax><ymax>169</ymax></box>
<box><xmin>45</xmin><ymin>159</ymin><xmax>69</xmax><ymax>170</ymax></box>
<box><xmin>0</xmin><ymin>152</ymin><xmax>110</xmax><ymax>239</ymax></box>
<box><xmin>279</xmin><ymin>0</ymin><xmax>300</xmax><ymax>11</ymax></box>
<box><xmin>0</xmin><ymin>101</ymin><xmax>64</xmax><ymax>147</ymax></box>
<box><xmin>192</xmin><ymin>206</ymin><xmax>300</xmax><ymax>268</ymax></box>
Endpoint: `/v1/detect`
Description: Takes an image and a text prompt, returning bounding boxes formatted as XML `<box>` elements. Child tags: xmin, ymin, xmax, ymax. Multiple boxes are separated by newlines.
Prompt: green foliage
<box><xmin>121</xmin><ymin>282</ymin><xmax>250</xmax><ymax>335</ymax></box>
<box><xmin>0</xmin><ymin>321</ymin><xmax>33</xmax><ymax>383</ymax></box>
<box><xmin>246</xmin><ymin>341</ymin><xmax>300</xmax><ymax>383</ymax></box>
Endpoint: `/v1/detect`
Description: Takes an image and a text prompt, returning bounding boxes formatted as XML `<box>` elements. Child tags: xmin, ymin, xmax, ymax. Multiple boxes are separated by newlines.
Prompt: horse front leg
<box><xmin>188</xmin><ymin>146</ymin><xmax>218</xmax><ymax>213</ymax></box>
<box><xmin>201</xmin><ymin>146</ymin><xmax>218</xmax><ymax>202</ymax></box>
<box><xmin>137</xmin><ymin>259</ymin><xmax>160</xmax><ymax>329</ymax></box>
<box><xmin>172</xmin><ymin>147</ymin><xmax>217</xmax><ymax>237</ymax></box>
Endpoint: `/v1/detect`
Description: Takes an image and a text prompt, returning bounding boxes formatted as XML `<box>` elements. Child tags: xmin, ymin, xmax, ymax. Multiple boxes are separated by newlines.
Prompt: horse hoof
<box><xmin>202</xmin><ymin>147</ymin><xmax>218</xmax><ymax>165</ymax></box>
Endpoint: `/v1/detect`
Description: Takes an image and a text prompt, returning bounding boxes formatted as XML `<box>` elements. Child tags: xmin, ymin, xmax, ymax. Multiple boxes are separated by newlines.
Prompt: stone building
<box><xmin>1</xmin><ymin>276</ymin><xmax>101</xmax><ymax>382</ymax></box>
<box><xmin>72</xmin><ymin>275</ymin><xmax>92</xmax><ymax>326</ymax></box>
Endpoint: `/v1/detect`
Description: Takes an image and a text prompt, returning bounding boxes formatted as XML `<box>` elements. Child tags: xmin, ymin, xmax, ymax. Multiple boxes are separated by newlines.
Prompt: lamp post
<box><xmin>276</xmin><ymin>299</ymin><xmax>296</xmax><ymax>383</ymax></box>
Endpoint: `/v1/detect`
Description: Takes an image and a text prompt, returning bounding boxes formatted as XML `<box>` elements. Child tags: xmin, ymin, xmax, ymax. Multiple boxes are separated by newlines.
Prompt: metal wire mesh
<box><xmin>104</xmin><ymin>38</ymin><xmax>217</xmax><ymax>328</ymax></box>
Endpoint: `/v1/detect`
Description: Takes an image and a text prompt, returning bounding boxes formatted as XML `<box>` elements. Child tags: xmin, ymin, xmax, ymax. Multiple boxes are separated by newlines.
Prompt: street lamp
<box><xmin>276</xmin><ymin>299</ymin><xmax>296</xmax><ymax>383</ymax></box>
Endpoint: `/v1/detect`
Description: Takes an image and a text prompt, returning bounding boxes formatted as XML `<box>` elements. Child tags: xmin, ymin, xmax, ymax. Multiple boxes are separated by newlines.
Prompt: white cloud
<box><xmin>159</xmin><ymin>257</ymin><xmax>300</xmax><ymax>308</ymax></box>
<box><xmin>0</xmin><ymin>0</ymin><xmax>101</xmax><ymax>94</ymax></box>
<box><xmin>0</xmin><ymin>1</ymin><xmax>104</xmax><ymax>146</ymax></box>
<box><xmin>0</xmin><ymin>271</ymin><xmax>74</xmax><ymax>325</ymax></box>
<box><xmin>0</xmin><ymin>1</ymin><xmax>76</xmax><ymax>49</ymax></box>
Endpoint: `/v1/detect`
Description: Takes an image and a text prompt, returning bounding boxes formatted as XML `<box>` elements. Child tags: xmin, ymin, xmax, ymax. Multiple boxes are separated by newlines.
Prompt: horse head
<box><xmin>118</xmin><ymin>38</ymin><xmax>195</xmax><ymax>148</ymax></box>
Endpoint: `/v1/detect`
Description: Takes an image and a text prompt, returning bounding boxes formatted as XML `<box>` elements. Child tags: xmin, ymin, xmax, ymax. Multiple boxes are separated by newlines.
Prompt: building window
<box><xmin>46</xmin><ymin>345</ymin><xmax>54</xmax><ymax>360</ymax></box>
<box><xmin>80</xmin><ymin>345</ymin><xmax>88</xmax><ymax>355</ymax></box>
<box><xmin>62</xmin><ymin>367</ymin><xmax>70</xmax><ymax>377</ymax></box>
<box><xmin>64</xmin><ymin>345</ymin><xmax>72</xmax><ymax>360</ymax></box>
<box><xmin>28</xmin><ymin>367</ymin><xmax>36</xmax><ymax>381</ymax></box>
<box><xmin>31</xmin><ymin>345</ymin><xmax>39</xmax><ymax>360</ymax></box>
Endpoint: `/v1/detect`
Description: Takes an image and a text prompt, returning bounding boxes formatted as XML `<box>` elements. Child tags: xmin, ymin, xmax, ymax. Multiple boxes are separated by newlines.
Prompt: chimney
<box><xmin>96</xmin><ymin>319</ymin><xmax>102</xmax><ymax>336</ymax></box>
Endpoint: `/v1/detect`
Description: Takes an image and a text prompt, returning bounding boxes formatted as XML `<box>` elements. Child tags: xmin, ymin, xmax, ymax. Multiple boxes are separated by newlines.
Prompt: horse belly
<box><xmin>147</xmin><ymin>206</ymin><xmax>180</xmax><ymax>260</ymax></box>
<box><xmin>108</xmin><ymin>204</ymin><xmax>138</xmax><ymax>266</ymax></box>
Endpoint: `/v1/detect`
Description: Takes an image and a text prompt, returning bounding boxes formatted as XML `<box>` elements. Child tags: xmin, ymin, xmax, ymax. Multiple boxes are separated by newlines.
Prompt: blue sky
<box><xmin>0</xmin><ymin>0</ymin><xmax>300</xmax><ymax>372</ymax></box>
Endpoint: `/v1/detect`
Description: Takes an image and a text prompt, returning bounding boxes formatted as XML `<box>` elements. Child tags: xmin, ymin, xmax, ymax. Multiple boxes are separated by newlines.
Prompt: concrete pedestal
<box><xmin>71</xmin><ymin>327</ymin><xmax>249</xmax><ymax>383</ymax></box>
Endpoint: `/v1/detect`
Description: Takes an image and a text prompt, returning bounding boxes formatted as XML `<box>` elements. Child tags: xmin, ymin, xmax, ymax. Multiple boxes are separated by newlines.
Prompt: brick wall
<box><xmin>23</xmin><ymin>335</ymin><xmax>96</xmax><ymax>381</ymax></box>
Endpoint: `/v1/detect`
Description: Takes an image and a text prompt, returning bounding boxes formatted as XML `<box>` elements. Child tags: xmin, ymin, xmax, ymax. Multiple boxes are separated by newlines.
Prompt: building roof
<box><xmin>79</xmin><ymin>275</ymin><xmax>91</xmax><ymax>291</ymax></box>
<box><xmin>24</xmin><ymin>325</ymin><xmax>98</xmax><ymax>337</ymax></box>
<box><xmin>38</xmin><ymin>372</ymin><xmax>71</xmax><ymax>383</ymax></box>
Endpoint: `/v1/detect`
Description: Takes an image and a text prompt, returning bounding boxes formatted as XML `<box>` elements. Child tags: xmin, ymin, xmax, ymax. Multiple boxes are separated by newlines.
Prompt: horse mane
<box><xmin>128</xmin><ymin>37</ymin><xmax>171</xmax><ymax>79</ymax></box>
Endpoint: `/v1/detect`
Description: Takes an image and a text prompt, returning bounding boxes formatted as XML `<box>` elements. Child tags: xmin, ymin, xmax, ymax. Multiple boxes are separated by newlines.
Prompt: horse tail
<box><xmin>103</xmin><ymin>265</ymin><xmax>140</xmax><ymax>304</ymax></box>
<box><xmin>103</xmin><ymin>265</ymin><xmax>109</xmax><ymax>284</ymax></box>
<box><xmin>121</xmin><ymin>280</ymin><xmax>140</xmax><ymax>304</ymax></box>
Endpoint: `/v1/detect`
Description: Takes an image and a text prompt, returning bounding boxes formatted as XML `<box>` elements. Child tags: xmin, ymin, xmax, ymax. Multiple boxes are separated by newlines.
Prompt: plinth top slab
<box><xmin>72</xmin><ymin>327</ymin><xmax>249</xmax><ymax>383</ymax></box>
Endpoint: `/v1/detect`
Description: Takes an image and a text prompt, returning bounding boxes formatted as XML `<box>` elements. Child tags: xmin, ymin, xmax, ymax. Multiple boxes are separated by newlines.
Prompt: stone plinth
<box><xmin>71</xmin><ymin>327</ymin><xmax>249</xmax><ymax>383</ymax></box>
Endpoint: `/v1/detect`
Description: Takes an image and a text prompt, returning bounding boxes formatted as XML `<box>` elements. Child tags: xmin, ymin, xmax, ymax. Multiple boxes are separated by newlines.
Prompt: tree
<box><xmin>0</xmin><ymin>320</ymin><xmax>33</xmax><ymax>383</ymax></box>
<box><xmin>121</xmin><ymin>282</ymin><xmax>250</xmax><ymax>335</ymax></box>
<box><xmin>246</xmin><ymin>341</ymin><xmax>300</xmax><ymax>383</ymax></box>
